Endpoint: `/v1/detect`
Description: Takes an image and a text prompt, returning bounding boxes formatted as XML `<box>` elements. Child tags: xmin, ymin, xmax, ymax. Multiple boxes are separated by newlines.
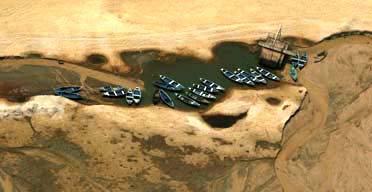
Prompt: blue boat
<box><xmin>249</xmin><ymin>68</ymin><xmax>267</xmax><ymax>84</ymax></box>
<box><xmin>153</xmin><ymin>80</ymin><xmax>182</xmax><ymax>91</ymax></box>
<box><xmin>192</xmin><ymin>84</ymin><xmax>219</xmax><ymax>93</ymax></box>
<box><xmin>185</xmin><ymin>92</ymin><xmax>210</xmax><ymax>105</ymax></box>
<box><xmin>133</xmin><ymin>87</ymin><xmax>141</xmax><ymax>104</ymax></box>
<box><xmin>102</xmin><ymin>90</ymin><xmax>126</xmax><ymax>97</ymax></box>
<box><xmin>55</xmin><ymin>86</ymin><xmax>81</xmax><ymax>93</ymax></box>
<box><xmin>99</xmin><ymin>85</ymin><xmax>124</xmax><ymax>92</ymax></box>
<box><xmin>233</xmin><ymin>71</ymin><xmax>255</xmax><ymax>86</ymax></box>
<box><xmin>220</xmin><ymin>68</ymin><xmax>244</xmax><ymax>84</ymax></box>
<box><xmin>159</xmin><ymin>75</ymin><xmax>185</xmax><ymax>90</ymax></box>
<box><xmin>159</xmin><ymin>89</ymin><xmax>175</xmax><ymax>108</ymax></box>
<box><xmin>256</xmin><ymin>67</ymin><xmax>281</xmax><ymax>81</ymax></box>
<box><xmin>199</xmin><ymin>78</ymin><xmax>225</xmax><ymax>91</ymax></box>
<box><xmin>175</xmin><ymin>93</ymin><xmax>200</xmax><ymax>108</ymax></box>
<box><xmin>188</xmin><ymin>87</ymin><xmax>216</xmax><ymax>99</ymax></box>
<box><xmin>126</xmin><ymin>89</ymin><xmax>134</xmax><ymax>105</ymax></box>
<box><xmin>236</xmin><ymin>68</ymin><xmax>262</xmax><ymax>84</ymax></box>
<box><xmin>55</xmin><ymin>91</ymin><xmax>82</xmax><ymax>100</ymax></box>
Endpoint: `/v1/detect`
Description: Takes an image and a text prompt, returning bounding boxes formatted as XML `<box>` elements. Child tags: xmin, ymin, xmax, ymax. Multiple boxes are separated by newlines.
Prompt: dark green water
<box><xmin>120</xmin><ymin>42</ymin><xmax>262</xmax><ymax>110</ymax></box>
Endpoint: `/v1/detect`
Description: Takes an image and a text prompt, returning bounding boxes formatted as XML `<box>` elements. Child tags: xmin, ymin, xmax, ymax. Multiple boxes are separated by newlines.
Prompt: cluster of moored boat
<box><xmin>290</xmin><ymin>52</ymin><xmax>308</xmax><ymax>81</ymax></box>
<box><xmin>220</xmin><ymin>66</ymin><xmax>280</xmax><ymax>86</ymax></box>
<box><xmin>152</xmin><ymin>75</ymin><xmax>225</xmax><ymax>108</ymax></box>
<box><xmin>99</xmin><ymin>86</ymin><xmax>142</xmax><ymax>105</ymax></box>
<box><xmin>54</xmin><ymin>65</ymin><xmax>282</xmax><ymax>108</ymax></box>
<box><xmin>54</xmin><ymin>85</ymin><xmax>142</xmax><ymax>105</ymax></box>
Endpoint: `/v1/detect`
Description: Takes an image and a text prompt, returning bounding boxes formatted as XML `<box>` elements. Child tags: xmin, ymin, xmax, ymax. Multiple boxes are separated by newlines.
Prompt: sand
<box><xmin>0</xmin><ymin>0</ymin><xmax>372</xmax><ymax>72</ymax></box>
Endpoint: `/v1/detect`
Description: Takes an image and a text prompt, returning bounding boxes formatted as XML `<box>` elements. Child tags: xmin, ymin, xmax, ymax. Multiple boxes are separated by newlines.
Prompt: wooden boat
<box><xmin>233</xmin><ymin>71</ymin><xmax>255</xmax><ymax>86</ymax></box>
<box><xmin>236</xmin><ymin>68</ymin><xmax>262</xmax><ymax>84</ymax></box>
<box><xmin>185</xmin><ymin>92</ymin><xmax>210</xmax><ymax>104</ymax></box>
<box><xmin>249</xmin><ymin>68</ymin><xmax>267</xmax><ymax>84</ymax></box>
<box><xmin>175</xmin><ymin>93</ymin><xmax>200</xmax><ymax>108</ymax></box>
<box><xmin>188</xmin><ymin>87</ymin><xmax>216</xmax><ymax>99</ymax></box>
<box><xmin>55</xmin><ymin>91</ymin><xmax>82</xmax><ymax>100</ymax></box>
<box><xmin>99</xmin><ymin>85</ymin><xmax>124</xmax><ymax>92</ymax></box>
<box><xmin>159</xmin><ymin>89</ymin><xmax>175</xmax><ymax>108</ymax></box>
<box><xmin>290</xmin><ymin>64</ymin><xmax>298</xmax><ymax>82</ymax></box>
<box><xmin>152</xmin><ymin>89</ymin><xmax>161</xmax><ymax>105</ymax></box>
<box><xmin>199</xmin><ymin>78</ymin><xmax>225</xmax><ymax>91</ymax></box>
<box><xmin>102</xmin><ymin>90</ymin><xmax>126</xmax><ymax>97</ymax></box>
<box><xmin>126</xmin><ymin>89</ymin><xmax>134</xmax><ymax>105</ymax></box>
<box><xmin>55</xmin><ymin>86</ymin><xmax>81</xmax><ymax>93</ymax></box>
<box><xmin>220</xmin><ymin>68</ymin><xmax>244</xmax><ymax>84</ymax></box>
<box><xmin>153</xmin><ymin>80</ymin><xmax>183</xmax><ymax>91</ymax></box>
<box><xmin>159</xmin><ymin>75</ymin><xmax>185</xmax><ymax>90</ymax></box>
<box><xmin>256</xmin><ymin>67</ymin><xmax>280</xmax><ymax>81</ymax></box>
<box><xmin>192</xmin><ymin>84</ymin><xmax>219</xmax><ymax>93</ymax></box>
<box><xmin>133</xmin><ymin>87</ymin><xmax>141</xmax><ymax>104</ymax></box>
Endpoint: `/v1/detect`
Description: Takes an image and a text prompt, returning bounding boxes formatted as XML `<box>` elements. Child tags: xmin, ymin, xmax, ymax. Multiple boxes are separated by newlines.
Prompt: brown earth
<box><xmin>0</xmin><ymin>0</ymin><xmax>372</xmax><ymax>73</ymax></box>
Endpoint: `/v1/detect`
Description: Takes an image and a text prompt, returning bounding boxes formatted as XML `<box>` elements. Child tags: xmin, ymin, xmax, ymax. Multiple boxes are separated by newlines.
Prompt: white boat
<box><xmin>133</xmin><ymin>87</ymin><xmax>141</xmax><ymax>104</ymax></box>
<box><xmin>256</xmin><ymin>67</ymin><xmax>280</xmax><ymax>81</ymax></box>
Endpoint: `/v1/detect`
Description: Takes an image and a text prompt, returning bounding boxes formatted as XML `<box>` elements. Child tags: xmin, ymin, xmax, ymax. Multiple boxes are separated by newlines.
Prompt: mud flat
<box><xmin>0</xmin><ymin>0</ymin><xmax>372</xmax><ymax>72</ymax></box>
<box><xmin>0</xmin><ymin>80</ymin><xmax>305</xmax><ymax>191</ymax></box>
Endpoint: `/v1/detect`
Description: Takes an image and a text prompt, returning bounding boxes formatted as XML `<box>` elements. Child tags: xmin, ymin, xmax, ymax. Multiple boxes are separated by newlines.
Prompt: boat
<box><xmin>199</xmin><ymin>78</ymin><xmax>225</xmax><ymax>91</ymax></box>
<box><xmin>159</xmin><ymin>89</ymin><xmax>175</xmax><ymax>108</ymax></box>
<box><xmin>233</xmin><ymin>71</ymin><xmax>255</xmax><ymax>86</ymax></box>
<box><xmin>192</xmin><ymin>84</ymin><xmax>219</xmax><ymax>93</ymax></box>
<box><xmin>159</xmin><ymin>75</ymin><xmax>185</xmax><ymax>90</ymax></box>
<box><xmin>133</xmin><ymin>87</ymin><xmax>141</xmax><ymax>104</ymax></box>
<box><xmin>153</xmin><ymin>89</ymin><xmax>161</xmax><ymax>105</ymax></box>
<box><xmin>256</xmin><ymin>67</ymin><xmax>281</xmax><ymax>81</ymax></box>
<box><xmin>236</xmin><ymin>68</ymin><xmax>260</xmax><ymax>83</ymax></box>
<box><xmin>55</xmin><ymin>86</ymin><xmax>81</xmax><ymax>93</ymax></box>
<box><xmin>99</xmin><ymin>85</ymin><xmax>124</xmax><ymax>92</ymax></box>
<box><xmin>185</xmin><ymin>92</ymin><xmax>210</xmax><ymax>104</ymax></box>
<box><xmin>290</xmin><ymin>64</ymin><xmax>298</xmax><ymax>81</ymax></box>
<box><xmin>220</xmin><ymin>68</ymin><xmax>244</xmax><ymax>84</ymax></box>
<box><xmin>153</xmin><ymin>80</ymin><xmax>183</xmax><ymax>91</ymax></box>
<box><xmin>249</xmin><ymin>68</ymin><xmax>267</xmax><ymax>84</ymax></box>
<box><xmin>102</xmin><ymin>90</ymin><xmax>126</xmax><ymax>97</ymax></box>
<box><xmin>126</xmin><ymin>89</ymin><xmax>134</xmax><ymax>105</ymax></box>
<box><xmin>188</xmin><ymin>87</ymin><xmax>216</xmax><ymax>99</ymax></box>
<box><xmin>175</xmin><ymin>93</ymin><xmax>200</xmax><ymax>108</ymax></box>
<box><xmin>55</xmin><ymin>91</ymin><xmax>82</xmax><ymax>100</ymax></box>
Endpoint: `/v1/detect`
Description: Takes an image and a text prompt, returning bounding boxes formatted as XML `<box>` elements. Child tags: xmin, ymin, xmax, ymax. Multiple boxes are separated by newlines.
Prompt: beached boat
<box><xmin>153</xmin><ymin>80</ymin><xmax>183</xmax><ymax>91</ymax></box>
<box><xmin>256</xmin><ymin>67</ymin><xmax>281</xmax><ymax>81</ymax></box>
<box><xmin>55</xmin><ymin>86</ymin><xmax>81</xmax><ymax>93</ymax></box>
<box><xmin>175</xmin><ymin>93</ymin><xmax>200</xmax><ymax>108</ymax></box>
<box><xmin>126</xmin><ymin>89</ymin><xmax>134</xmax><ymax>105</ymax></box>
<box><xmin>55</xmin><ymin>91</ymin><xmax>82</xmax><ymax>100</ymax></box>
<box><xmin>234</xmin><ymin>71</ymin><xmax>255</xmax><ymax>86</ymax></box>
<box><xmin>133</xmin><ymin>87</ymin><xmax>141</xmax><ymax>104</ymax></box>
<box><xmin>159</xmin><ymin>89</ymin><xmax>175</xmax><ymax>108</ymax></box>
<box><xmin>188</xmin><ymin>87</ymin><xmax>216</xmax><ymax>99</ymax></box>
<box><xmin>192</xmin><ymin>84</ymin><xmax>219</xmax><ymax>93</ymax></box>
<box><xmin>199</xmin><ymin>78</ymin><xmax>225</xmax><ymax>91</ymax></box>
<box><xmin>290</xmin><ymin>64</ymin><xmax>298</xmax><ymax>81</ymax></box>
<box><xmin>102</xmin><ymin>90</ymin><xmax>126</xmax><ymax>97</ymax></box>
<box><xmin>159</xmin><ymin>75</ymin><xmax>185</xmax><ymax>90</ymax></box>
<box><xmin>99</xmin><ymin>85</ymin><xmax>124</xmax><ymax>92</ymax></box>
<box><xmin>220</xmin><ymin>68</ymin><xmax>244</xmax><ymax>84</ymax></box>
<box><xmin>185</xmin><ymin>92</ymin><xmax>210</xmax><ymax>104</ymax></box>
<box><xmin>152</xmin><ymin>89</ymin><xmax>161</xmax><ymax>105</ymax></box>
<box><xmin>249</xmin><ymin>68</ymin><xmax>267</xmax><ymax>84</ymax></box>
